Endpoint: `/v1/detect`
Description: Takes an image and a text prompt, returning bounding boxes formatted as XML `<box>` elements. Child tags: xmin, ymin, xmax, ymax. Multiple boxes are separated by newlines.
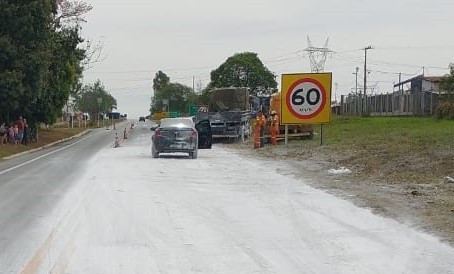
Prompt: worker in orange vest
<box><xmin>259</xmin><ymin>111</ymin><xmax>266</xmax><ymax>147</ymax></box>
<box><xmin>270</xmin><ymin>110</ymin><xmax>279</xmax><ymax>145</ymax></box>
<box><xmin>253</xmin><ymin>111</ymin><xmax>265</xmax><ymax>149</ymax></box>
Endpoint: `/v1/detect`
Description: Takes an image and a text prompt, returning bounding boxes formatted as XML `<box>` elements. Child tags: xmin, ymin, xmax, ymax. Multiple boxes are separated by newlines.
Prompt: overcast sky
<box><xmin>81</xmin><ymin>0</ymin><xmax>454</xmax><ymax>118</ymax></box>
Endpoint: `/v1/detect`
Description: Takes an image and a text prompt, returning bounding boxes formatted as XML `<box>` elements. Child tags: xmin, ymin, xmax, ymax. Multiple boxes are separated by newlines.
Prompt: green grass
<box><xmin>284</xmin><ymin>115</ymin><xmax>454</xmax><ymax>183</ymax></box>
<box><xmin>312</xmin><ymin>116</ymin><xmax>454</xmax><ymax>149</ymax></box>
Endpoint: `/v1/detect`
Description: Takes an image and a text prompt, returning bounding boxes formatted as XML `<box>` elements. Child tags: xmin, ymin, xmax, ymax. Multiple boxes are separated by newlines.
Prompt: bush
<box><xmin>435</xmin><ymin>101</ymin><xmax>454</xmax><ymax>119</ymax></box>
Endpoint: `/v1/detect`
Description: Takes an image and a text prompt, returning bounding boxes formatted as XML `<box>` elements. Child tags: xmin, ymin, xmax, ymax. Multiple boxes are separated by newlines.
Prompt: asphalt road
<box><xmin>0</xmin><ymin>125</ymin><xmax>126</xmax><ymax>273</ymax></box>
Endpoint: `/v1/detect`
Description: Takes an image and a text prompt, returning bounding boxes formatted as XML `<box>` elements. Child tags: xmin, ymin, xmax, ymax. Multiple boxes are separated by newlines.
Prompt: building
<box><xmin>391</xmin><ymin>74</ymin><xmax>446</xmax><ymax>116</ymax></box>
<box><xmin>394</xmin><ymin>74</ymin><xmax>445</xmax><ymax>95</ymax></box>
<box><xmin>340</xmin><ymin>74</ymin><xmax>449</xmax><ymax>116</ymax></box>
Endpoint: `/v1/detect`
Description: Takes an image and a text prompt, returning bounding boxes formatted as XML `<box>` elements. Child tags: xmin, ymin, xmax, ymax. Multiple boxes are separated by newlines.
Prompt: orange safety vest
<box><xmin>253</xmin><ymin>115</ymin><xmax>264</xmax><ymax>148</ymax></box>
<box><xmin>260</xmin><ymin>114</ymin><xmax>266</xmax><ymax>127</ymax></box>
<box><xmin>271</xmin><ymin>115</ymin><xmax>279</xmax><ymax>130</ymax></box>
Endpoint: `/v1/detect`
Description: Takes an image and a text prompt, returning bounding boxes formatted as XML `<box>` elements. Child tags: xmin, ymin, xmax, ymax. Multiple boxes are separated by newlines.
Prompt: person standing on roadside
<box><xmin>8</xmin><ymin>123</ymin><xmax>14</xmax><ymax>144</ymax></box>
<box><xmin>253</xmin><ymin>111</ymin><xmax>267</xmax><ymax>149</ymax></box>
<box><xmin>253</xmin><ymin>112</ymin><xmax>262</xmax><ymax>149</ymax></box>
<box><xmin>259</xmin><ymin>111</ymin><xmax>266</xmax><ymax>147</ymax></box>
<box><xmin>15</xmin><ymin>116</ymin><xmax>24</xmax><ymax>144</ymax></box>
<box><xmin>21</xmin><ymin>118</ymin><xmax>28</xmax><ymax>145</ymax></box>
<box><xmin>13</xmin><ymin>124</ymin><xmax>19</xmax><ymax>144</ymax></box>
<box><xmin>0</xmin><ymin>123</ymin><xmax>6</xmax><ymax>144</ymax></box>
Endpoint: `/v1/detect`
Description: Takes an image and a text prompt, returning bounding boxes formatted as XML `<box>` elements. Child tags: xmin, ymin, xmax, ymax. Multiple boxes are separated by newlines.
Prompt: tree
<box><xmin>152</xmin><ymin>70</ymin><xmax>170</xmax><ymax>92</ymax></box>
<box><xmin>54</xmin><ymin>1</ymin><xmax>100</xmax><ymax>73</ymax></box>
<box><xmin>0</xmin><ymin>0</ymin><xmax>56</xmax><ymax>124</ymax></box>
<box><xmin>34</xmin><ymin>27</ymin><xmax>85</xmax><ymax>125</ymax></box>
<box><xmin>207</xmin><ymin>52</ymin><xmax>277</xmax><ymax>96</ymax></box>
<box><xmin>150</xmin><ymin>71</ymin><xmax>171</xmax><ymax>113</ymax></box>
<box><xmin>0</xmin><ymin>0</ymin><xmax>89</xmax><ymax>126</ymax></box>
<box><xmin>436</xmin><ymin>65</ymin><xmax>454</xmax><ymax>119</ymax></box>
<box><xmin>75</xmin><ymin>80</ymin><xmax>117</xmax><ymax>121</ymax></box>
<box><xmin>152</xmin><ymin>83</ymin><xmax>195</xmax><ymax>113</ymax></box>
<box><xmin>440</xmin><ymin>65</ymin><xmax>454</xmax><ymax>102</ymax></box>
<box><xmin>54</xmin><ymin>0</ymin><xmax>92</xmax><ymax>25</ymax></box>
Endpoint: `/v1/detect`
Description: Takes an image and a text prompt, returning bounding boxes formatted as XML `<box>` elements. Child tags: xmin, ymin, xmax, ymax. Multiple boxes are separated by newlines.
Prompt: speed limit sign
<box><xmin>281</xmin><ymin>73</ymin><xmax>332</xmax><ymax>124</ymax></box>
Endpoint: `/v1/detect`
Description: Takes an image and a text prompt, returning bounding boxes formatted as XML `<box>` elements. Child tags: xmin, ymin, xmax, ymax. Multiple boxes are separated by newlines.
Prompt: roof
<box><xmin>423</xmin><ymin>76</ymin><xmax>444</xmax><ymax>82</ymax></box>
<box><xmin>393</xmin><ymin>74</ymin><xmax>445</xmax><ymax>88</ymax></box>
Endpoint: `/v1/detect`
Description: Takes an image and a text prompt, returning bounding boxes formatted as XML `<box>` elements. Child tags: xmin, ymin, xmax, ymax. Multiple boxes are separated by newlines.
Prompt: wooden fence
<box><xmin>340</xmin><ymin>91</ymin><xmax>440</xmax><ymax>116</ymax></box>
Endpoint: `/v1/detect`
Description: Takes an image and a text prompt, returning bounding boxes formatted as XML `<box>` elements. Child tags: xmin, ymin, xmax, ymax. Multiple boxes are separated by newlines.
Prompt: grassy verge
<box><xmin>232</xmin><ymin>116</ymin><xmax>454</xmax><ymax>243</ymax></box>
<box><xmin>308</xmin><ymin>116</ymin><xmax>454</xmax><ymax>183</ymax></box>
<box><xmin>0</xmin><ymin>126</ymin><xmax>87</xmax><ymax>159</ymax></box>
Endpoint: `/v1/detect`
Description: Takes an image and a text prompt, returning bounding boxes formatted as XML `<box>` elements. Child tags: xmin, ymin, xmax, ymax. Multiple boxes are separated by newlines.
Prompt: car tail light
<box><xmin>154</xmin><ymin>129</ymin><xmax>162</xmax><ymax>136</ymax></box>
<box><xmin>191</xmin><ymin>129</ymin><xmax>197</xmax><ymax>137</ymax></box>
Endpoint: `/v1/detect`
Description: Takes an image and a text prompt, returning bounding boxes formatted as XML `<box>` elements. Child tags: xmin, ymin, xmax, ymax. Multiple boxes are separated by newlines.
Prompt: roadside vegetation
<box><xmin>0</xmin><ymin>1</ymin><xmax>116</xmax><ymax>136</ymax></box>
<box><xmin>236</xmin><ymin>116</ymin><xmax>454</xmax><ymax>243</ymax></box>
<box><xmin>0</xmin><ymin>126</ymin><xmax>86</xmax><ymax>159</ymax></box>
<box><xmin>314</xmin><ymin>116</ymin><xmax>453</xmax><ymax>183</ymax></box>
<box><xmin>150</xmin><ymin>52</ymin><xmax>278</xmax><ymax>114</ymax></box>
<box><xmin>243</xmin><ymin>115</ymin><xmax>453</xmax><ymax>187</ymax></box>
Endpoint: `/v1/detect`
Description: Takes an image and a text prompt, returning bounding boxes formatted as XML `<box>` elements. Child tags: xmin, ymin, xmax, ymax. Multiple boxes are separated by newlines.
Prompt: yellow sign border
<box><xmin>281</xmin><ymin>73</ymin><xmax>332</xmax><ymax>124</ymax></box>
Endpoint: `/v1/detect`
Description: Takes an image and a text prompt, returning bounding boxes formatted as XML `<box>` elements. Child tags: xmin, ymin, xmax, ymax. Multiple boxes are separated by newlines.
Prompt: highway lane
<box><xmin>0</xmin><ymin>125</ymin><xmax>127</xmax><ymax>273</ymax></box>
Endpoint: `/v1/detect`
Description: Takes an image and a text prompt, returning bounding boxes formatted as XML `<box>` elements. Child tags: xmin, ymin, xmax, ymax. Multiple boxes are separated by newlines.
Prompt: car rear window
<box><xmin>160</xmin><ymin>118</ymin><xmax>194</xmax><ymax>128</ymax></box>
<box><xmin>159</xmin><ymin>128</ymin><xmax>194</xmax><ymax>138</ymax></box>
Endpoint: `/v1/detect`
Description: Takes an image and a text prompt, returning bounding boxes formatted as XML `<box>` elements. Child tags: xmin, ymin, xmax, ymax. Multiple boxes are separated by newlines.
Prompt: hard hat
<box><xmin>270</xmin><ymin>110</ymin><xmax>276</xmax><ymax>115</ymax></box>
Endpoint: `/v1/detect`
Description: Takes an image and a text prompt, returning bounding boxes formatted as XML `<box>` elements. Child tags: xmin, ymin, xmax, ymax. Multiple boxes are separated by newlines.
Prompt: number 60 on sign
<box><xmin>281</xmin><ymin>73</ymin><xmax>332</xmax><ymax>124</ymax></box>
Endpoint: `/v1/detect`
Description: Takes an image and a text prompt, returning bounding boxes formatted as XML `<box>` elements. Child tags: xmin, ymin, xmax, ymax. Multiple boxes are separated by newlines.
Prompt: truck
<box><xmin>195</xmin><ymin>87</ymin><xmax>252</xmax><ymax>141</ymax></box>
<box><xmin>264</xmin><ymin>92</ymin><xmax>314</xmax><ymax>141</ymax></box>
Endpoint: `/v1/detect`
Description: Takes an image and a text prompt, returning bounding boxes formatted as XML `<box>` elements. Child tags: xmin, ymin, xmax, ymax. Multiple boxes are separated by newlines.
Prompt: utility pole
<box><xmin>352</xmin><ymin>67</ymin><xmax>359</xmax><ymax>115</ymax></box>
<box><xmin>334</xmin><ymin>82</ymin><xmax>338</xmax><ymax>115</ymax></box>
<box><xmin>363</xmin><ymin>45</ymin><xmax>372</xmax><ymax>115</ymax></box>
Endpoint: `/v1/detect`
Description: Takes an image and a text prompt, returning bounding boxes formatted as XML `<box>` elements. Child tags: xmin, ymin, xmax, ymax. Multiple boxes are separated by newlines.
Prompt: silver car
<box><xmin>151</xmin><ymin>118</ymin><xmax>199</xmax><ymax>159</ymax></box>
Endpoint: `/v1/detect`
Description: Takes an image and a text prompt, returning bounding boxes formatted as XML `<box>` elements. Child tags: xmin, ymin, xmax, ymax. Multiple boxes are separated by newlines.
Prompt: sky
<box><xmin>81</xmin><ymin>0</ymin><xmax>454</xmax><ymax>119</ymax></box>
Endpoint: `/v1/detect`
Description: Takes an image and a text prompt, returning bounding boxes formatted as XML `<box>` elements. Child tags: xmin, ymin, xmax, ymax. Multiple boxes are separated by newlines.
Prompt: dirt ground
<box><xmin>0</xmin><ymin>127</ymin><xmax>87</xmax><ymax>159</ymax></box>
<box><xmin>226</xmin><ymin>140</ymin><xmax>454</xmax><ymax>246</ymax></box>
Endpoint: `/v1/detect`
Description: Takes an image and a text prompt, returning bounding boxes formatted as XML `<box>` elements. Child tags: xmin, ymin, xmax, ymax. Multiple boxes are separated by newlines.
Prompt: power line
<box><xmin>332</xmin><ymin>52</ymin><xmax>450</xmax><ymax>71</ymax></box>
<box><xmin>373</xmin><ymin>45</ymin><xmax>454</xmax><ymax>50</ymax></box>
<box><xmin>368</xmin><ymin>69</ymin><xmax>415</xmax><ymax>76</ymax></box>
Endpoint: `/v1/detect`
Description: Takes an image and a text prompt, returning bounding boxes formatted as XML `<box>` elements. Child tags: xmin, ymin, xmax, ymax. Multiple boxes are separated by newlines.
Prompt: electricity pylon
<box><xmin>304</xmin><ymin>36</ymin><xmax>332</xmax><ymax>73</ymax></box>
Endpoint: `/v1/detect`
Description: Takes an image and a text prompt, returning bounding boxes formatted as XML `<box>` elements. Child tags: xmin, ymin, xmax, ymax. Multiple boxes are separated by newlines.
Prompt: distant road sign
<box><xmin>189</xmin><ymin>105</ymin><xmax>209</xmax><ymax>116</ymax></box>
<box><xmin>188</xmin><ymin>105</ymin><xmax>198</xmax><ymax>116</ymax></box>
<box><xmin>198</xmin><ymin>106</ymin><xmax>208</xmax><ymax>112</ymax></box>
<box><xmin>281</xmin><ymin>73</ymin><xmax>332</xmax><ymax>124</ymax></box>
<box><xmin>169</xmin><ymin>111</ymin><xmax>182</xmax><ymax>118</ymax></box>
